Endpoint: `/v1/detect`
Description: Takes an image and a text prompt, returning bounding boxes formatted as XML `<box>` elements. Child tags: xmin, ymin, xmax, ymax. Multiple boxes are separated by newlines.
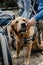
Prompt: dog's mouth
<box><xmin>19</xmin><ymin>28</ymin><xmax>26</xmax><ymax>34</ymax></box>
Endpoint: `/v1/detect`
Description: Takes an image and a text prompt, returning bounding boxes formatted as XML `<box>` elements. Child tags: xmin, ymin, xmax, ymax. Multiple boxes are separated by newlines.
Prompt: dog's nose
<box><xmin>21</xmin><ymin>23</ymin><xmax>26</xmax><ymax>28</ymax></box>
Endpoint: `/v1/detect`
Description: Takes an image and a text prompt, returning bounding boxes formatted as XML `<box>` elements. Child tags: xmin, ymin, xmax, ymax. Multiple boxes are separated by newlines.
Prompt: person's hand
<box><xmin>27</xmin><ymin>17</ymin><xmax>36</xmax><ymax>28</ymax></box>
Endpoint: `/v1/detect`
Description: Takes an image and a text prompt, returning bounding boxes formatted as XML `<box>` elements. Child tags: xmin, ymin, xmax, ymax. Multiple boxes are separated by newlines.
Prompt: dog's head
<box><xmin>10</xmin><ymin>17</ymin><xmax>28</xmax><ymax>34</ymax></box>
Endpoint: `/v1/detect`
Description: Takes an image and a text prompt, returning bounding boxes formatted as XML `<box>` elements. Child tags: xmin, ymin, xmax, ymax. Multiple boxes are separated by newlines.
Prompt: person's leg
<box><xmin>17</xmin><ymin>0</ymin><xmax>23</xmax><ymax>8</ymax></box>
<box><xmin>17</xmin><ymin>0</ymin><xmax>24</xmax><ymax>16</ymax></box>
<box><xmin>22</xmin><ymin>0</ymin><xmax>31</xmax><ymax>18</ymax></box>
<box><xmin>0</xmin><ymin>18</ymin><xmax>11</xmax><ymax>26</ymax></box>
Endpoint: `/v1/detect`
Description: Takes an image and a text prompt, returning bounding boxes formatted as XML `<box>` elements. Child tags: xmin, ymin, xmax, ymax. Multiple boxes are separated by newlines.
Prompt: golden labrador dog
<box><xmin>7</xmin><ymin>17</ymin><xmax>43</xmax><ymax>65</ymax></box>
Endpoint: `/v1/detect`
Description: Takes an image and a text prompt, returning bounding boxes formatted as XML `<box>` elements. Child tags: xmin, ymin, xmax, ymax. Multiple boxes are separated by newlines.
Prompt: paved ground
<box><xmin>11</xmin><ymin>48</ymin><xmax>43</xmax><ymax>65</ymax></box>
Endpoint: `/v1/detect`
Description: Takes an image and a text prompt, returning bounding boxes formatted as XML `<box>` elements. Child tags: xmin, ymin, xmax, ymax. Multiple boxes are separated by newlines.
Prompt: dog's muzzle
<box><xmin>21</xmin><ymin>23</ymin><xmax>26</xmax><ymax>29</ymax></box>
<box><xmin>19</xmin><ymin>28</ymin><xmax>26</xmax><ymax>34</ymax></box>
<box><xmin>20</xmin><ymin>23</ymin><xmax>26</xmax><ymax>33</ymax></box>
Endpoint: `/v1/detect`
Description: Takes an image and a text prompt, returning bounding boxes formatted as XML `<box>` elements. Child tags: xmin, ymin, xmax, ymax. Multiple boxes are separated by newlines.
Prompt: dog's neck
<box><xmin>16</xmin><ymin>31</ymin><xmax>29</xmax><ymax>40</ymax></box>
<box><xmin>12</xmin><ymin>26</ymin><xmax>30</xmax><ymax>40</ymax></box>
<box><xmin>14</xmin><ymin>29</ymin><xmax>26</xmax><ymax>37</ymax></box>
<box><xmin>14</xmin><ymin>29</ymin><xmax>19</xmax><ymax>35</ymax></box>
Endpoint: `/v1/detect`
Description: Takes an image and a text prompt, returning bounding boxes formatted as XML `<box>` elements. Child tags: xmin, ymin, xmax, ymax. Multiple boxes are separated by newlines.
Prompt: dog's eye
<box><xmin>23</xmin><ymin>19</ymin><xmax>27</xmax><ymax>23</ymax></box>
<box><xmin>23</xmin><ymin>19</ymin><xmax>26</xmax><ymax>21</ymax></box>
<box><xmin>16</xmin><ymin>21</ymin><xmax>18</xmax><ymax>23</ymax></box>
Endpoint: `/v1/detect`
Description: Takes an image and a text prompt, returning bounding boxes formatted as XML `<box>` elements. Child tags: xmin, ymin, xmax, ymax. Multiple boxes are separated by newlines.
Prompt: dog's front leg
<box><xmin>24</xmin><ymin>41</ymin><xmax>32</xmax><ymax>65</ymax></box>
<box><xmin>13</xmin><ymin>40</ymin><xmax>20</xmax><ymax>59</ymax></box>
<box><xmin>16</xmin><ymin>42</ymin><xmax>20</xmax><ymax>58</ymax></box>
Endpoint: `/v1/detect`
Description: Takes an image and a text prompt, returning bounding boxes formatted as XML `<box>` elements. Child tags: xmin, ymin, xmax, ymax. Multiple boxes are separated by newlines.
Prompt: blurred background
<box><xmin>0</xmin><ymin>0</ymin><xmax>18</xmax><ymax>8</ymax></box>
<box><xmin>0</xmin><ymin>0</ymin><xmax>19</xmax><ymax>18</ymax></box>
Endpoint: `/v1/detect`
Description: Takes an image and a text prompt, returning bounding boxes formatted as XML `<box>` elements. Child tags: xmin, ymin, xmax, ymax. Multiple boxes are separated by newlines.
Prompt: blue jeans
<box><xmin>21</xmin><ymin>0</ymin><xmax>31</xmax><ymax>18</ymax></box>
<box><xmin>18</xmin><ymin>0</ymin><xmax>31</xmax><ymax>18</ymax></box>
<box><xmin>18</xmin><ymin>0</ymin><xmax>22</xmax><ymax>4</ymax></box>
<box><xmin>18</xmin><ymin>0</ymin><xmax>23</xmax><ymax>8</ymax></box>
<box><xmin>0</xmin><ymin>18</ymin><xmax>11</xmax><ymax>26</ymax></box>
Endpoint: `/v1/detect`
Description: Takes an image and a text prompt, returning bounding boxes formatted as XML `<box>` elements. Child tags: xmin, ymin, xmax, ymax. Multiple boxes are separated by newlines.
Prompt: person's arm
<box><xmin>34</xmin><ymin>10</ymin><xmax>43</xmax><ymax>21</ymax></box>
<box><xmin>27</xmin><ymin>10</ymin><xmax>43</xmax><ymax>27</ymax></box>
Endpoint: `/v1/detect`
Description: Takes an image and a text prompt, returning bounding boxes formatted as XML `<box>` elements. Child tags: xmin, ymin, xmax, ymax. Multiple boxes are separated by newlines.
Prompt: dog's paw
<box><xmin>23</xmin><ymin>60</ymin><xmax>30</xmax><ymax>65</ymax></box>
<box><xmin>12</xmin><ymin>54</ymin><xmax>19</xmax><ymax>59</ymax></box>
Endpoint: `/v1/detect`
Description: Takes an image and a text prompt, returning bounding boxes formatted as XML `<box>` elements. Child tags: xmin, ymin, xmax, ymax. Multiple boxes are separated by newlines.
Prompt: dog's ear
<box><xmin>11</xmin><ymin>24</ymin><xmax>14</xmax><ymax>31</ymax></box>
<box><xmin>11</xmin><ymin>24</ymin><xmax>17</xmax><ymax>31</ymax></box>
<box><xmin>10</xmin><ymin>20</ymin><xmax>17</xmax><ymax>31</ymax></box>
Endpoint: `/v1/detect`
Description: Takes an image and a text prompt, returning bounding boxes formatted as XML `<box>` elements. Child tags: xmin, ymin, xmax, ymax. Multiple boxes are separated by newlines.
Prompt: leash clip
<box><xmin>22</xmin><ymin>36</ymin><xmax>33</xmax><ymax>44</ymax></box>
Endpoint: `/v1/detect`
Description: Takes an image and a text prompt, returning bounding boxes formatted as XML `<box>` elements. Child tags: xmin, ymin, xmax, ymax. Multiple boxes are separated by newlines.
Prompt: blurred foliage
<box><xmin>0</xmin><ymin>0</ymin><xmax>18</xmax><ymax>7</ymax></box>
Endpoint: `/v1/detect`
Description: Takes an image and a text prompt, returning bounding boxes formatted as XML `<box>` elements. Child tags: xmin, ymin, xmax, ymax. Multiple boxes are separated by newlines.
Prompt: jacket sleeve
<box><xmin>34</xmin><ymin>10</ymin><xmax>43</xmax><ymax>21</ymax></box>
